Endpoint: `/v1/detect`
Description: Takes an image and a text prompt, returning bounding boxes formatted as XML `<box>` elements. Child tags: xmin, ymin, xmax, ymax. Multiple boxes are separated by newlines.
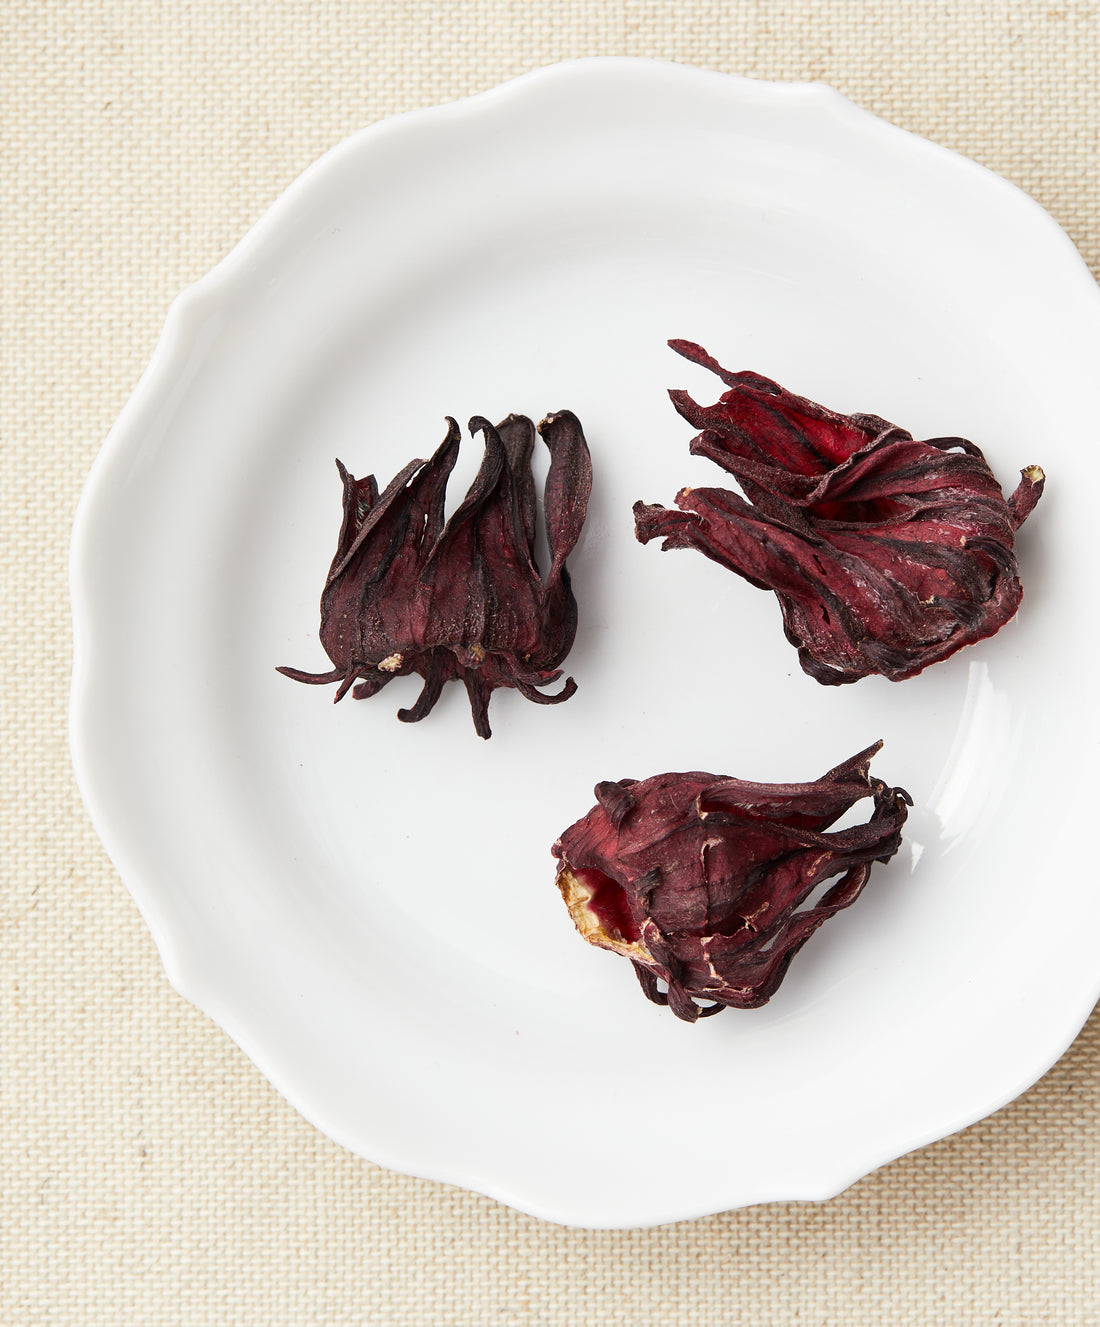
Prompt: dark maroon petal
<box><xmin>461</xmin><ymin>669</ymin><xmax>493</xmax><ymax>740</ymax></box>
<box><xmin>637</xmin><ymin>345</ymin><xmax>1044</xmax><ymax>683</ymax></box>
<box><xmin>330</xmin><ymin>421</ymin><xmax>459</xmax><ymax>582</ymax></box>
<box><xmin>396</xmin><ymin>651</ymin><xmax>450</xmax><ymax>724</ymax></box>
<box><xmin>497</xmin><ymin>413</ymin><xmax>539</xmax><ymax>565</ymax></box>
<box><xmin>554</xmin><ymin>746</ymin><xmax>910</xmax><ymax>1021</ymax></box>
<box><xmin>511</xmin><ymin>672</ymin><xmax>578</xmax><ymax>705</ymax></box>
<box><xmin>539</xmin><ymin>410</ymin><xmax>594</xmax><ymax>585</ymax></box>
<box><xmin>281</xmin><ymin>411</ymin><xmax>591</xmax><ymax>737</ymax></box>
<box><xmin>331</xmin><ymin>462</ymin><xmax>379</xmax><ymax>569</ymax></box>
<box><xmin>352</xmin><ymin>673</ymin><xmax>393</xmax><ymax>702</ymax></box>
<box><xmin>315</xmin><ymin>421</ymin><xmax>463</xmax><ymax>676</ymax></box>
<box><xmin>274</xmin><ymin>664</ymin><xmax>346</xmax><ymax>686</ymax></box>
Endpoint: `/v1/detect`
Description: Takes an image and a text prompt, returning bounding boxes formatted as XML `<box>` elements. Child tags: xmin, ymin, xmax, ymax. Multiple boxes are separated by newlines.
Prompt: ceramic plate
<box><xmin>70</xmin><ymin>58</ymin><xmax>1100</xmax><ymax>1228</ymax></box>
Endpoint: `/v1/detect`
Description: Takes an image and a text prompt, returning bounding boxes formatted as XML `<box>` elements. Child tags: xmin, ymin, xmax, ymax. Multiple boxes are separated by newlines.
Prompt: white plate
<box><xmin>70</xmin><ymin>58</ymin><xmax>1100</xmax><ymax>1228</ymax></box>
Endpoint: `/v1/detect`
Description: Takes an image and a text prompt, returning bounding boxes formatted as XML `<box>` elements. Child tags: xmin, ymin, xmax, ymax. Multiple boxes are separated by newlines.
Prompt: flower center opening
<box><xmin>555</xmin><ymin>863</ymin><xmax>653</xmax><ymax>962</ymax></box>
<box><xmin>572</xmin><ymin>866</ymin><xmax>640</xmax><ymax>944</ymax></box>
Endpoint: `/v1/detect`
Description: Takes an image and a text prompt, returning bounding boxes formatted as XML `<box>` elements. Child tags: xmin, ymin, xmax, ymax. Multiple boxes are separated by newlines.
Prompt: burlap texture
<box><xmin>3</xmin><ymin>2</ymin><xmax>1098</xmax><ymax>1322</ymax></box>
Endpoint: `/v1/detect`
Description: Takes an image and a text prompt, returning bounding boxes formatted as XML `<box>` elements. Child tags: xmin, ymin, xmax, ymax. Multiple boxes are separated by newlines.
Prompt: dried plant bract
<box><xmin>280</xmin><ymin>412</ymin><xmax>592</xmax><ymax>738</ymax></box>
<box><xmin>634</xmin><ymin>341</ymin><xmax>1044</xmax><ymax>684</ymax></box>
<box><xmin>553</xmin><ymin>744</ymin><xmax>911</xmax><ymax>1021</ymax></box>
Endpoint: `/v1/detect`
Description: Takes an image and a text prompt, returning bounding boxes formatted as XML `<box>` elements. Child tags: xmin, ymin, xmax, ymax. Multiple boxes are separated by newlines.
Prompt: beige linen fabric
<box><xmin>3</xmin><ymin>2</ymin><xmax>1098</xmax><ymax>1323</ymax></box>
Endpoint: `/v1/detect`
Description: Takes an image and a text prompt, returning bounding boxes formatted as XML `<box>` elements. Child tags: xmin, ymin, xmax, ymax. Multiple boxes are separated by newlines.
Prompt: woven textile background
<box><xmin>3</xmin><ymin>2</ymin><xmax>1098</xmax><ymax>1323</ymax></box>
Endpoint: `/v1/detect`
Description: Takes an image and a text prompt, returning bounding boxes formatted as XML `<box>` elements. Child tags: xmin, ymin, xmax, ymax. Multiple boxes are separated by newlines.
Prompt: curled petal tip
<box><xmin>1009</xmin><ymin>465</ymin><xmax>1045</xmax><ymax>528</ymax></box>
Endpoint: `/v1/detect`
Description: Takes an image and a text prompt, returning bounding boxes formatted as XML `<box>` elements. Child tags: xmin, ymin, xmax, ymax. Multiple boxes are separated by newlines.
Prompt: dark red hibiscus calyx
<box><xmin>279</xmin><ymin>411</ymin><xmax>592</xmax><ymax>738</ymax></box>
<box><xmin>553</xmin><ymin>743</ymin><xmax>911</xmax><ymax>1021</ymax></box>
<box><xmin>634</xmin><ymin>340</ymin><xmax>1045</xmax><ymax>684</ymax></box>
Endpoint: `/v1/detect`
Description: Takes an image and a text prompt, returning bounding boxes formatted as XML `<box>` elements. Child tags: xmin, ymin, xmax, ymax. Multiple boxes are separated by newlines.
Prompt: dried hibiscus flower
<box><xmin>634</xmin><ymin>340</ymin><xmax>1045</xmax><ymax>684</ymax></box>
<box><xmin>279</xmin><ymin>411</ymin><xmax>592</xmax><ymax>738</ymax></box>
<box><xmin>553</xmin><ymin>743</ymin><xmax>911</xmax><ymax>1022</ymax></box>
